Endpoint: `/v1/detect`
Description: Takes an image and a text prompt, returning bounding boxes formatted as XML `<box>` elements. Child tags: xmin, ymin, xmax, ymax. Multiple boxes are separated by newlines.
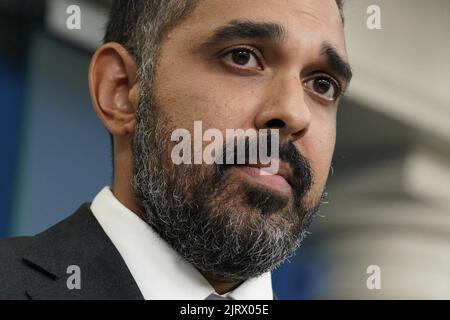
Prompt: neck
<box><xmin>200</xmin><ymin>271</ymin><xmax>243</xmax><ymax>295</ymax></box>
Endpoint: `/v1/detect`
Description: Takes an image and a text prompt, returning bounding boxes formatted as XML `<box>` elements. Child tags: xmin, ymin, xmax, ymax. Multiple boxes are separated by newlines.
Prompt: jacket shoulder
<box><xmin>0</xmin><ymin>204</ymin><xmax>141</xmax><ymax>300</ymax></box>
<box><xmin>0</xmin><ymin>236</ymin><xmax>33</xmax><ymax>299</ymax></box>
<box><xmin>0</xmin><ymin>236</ymin><xmax>32</xmax><ymax>257</ymax></box>
<box><xmin>0</xmin><ymin>204</ymin><xmax>92</xmax><ymax>299</ymax></box>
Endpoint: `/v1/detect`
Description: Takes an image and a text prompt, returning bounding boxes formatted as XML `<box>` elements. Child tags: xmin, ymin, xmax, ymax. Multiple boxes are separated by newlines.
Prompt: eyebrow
<box><xmin>320</xmin><ymin>43</ymin><xmax>353</xmax><ymax>87</ymax></box>
<box><xmin>200</xmin><ymin>19</ymin><xmax>287</xmax><ymax>48</ymax></box>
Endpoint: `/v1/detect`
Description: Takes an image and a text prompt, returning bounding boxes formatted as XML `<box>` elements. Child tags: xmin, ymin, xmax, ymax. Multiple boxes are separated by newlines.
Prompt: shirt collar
<box><xmin>91</xmin><ymin>187</ymin><xmax>273</xmax><ymax>300</ymax></box>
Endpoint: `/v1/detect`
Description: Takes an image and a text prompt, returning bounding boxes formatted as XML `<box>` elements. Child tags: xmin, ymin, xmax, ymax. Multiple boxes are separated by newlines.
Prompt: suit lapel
<box><xmin>23</xmin><ymin>204</ymin><xmax>144</xmax><ymax>300</ymax></box>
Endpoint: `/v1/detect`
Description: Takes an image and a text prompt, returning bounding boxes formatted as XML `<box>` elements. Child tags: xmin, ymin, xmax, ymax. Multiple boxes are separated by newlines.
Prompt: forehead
<box><xmin>175</xmin><ymin>0</ymin><xmax>347</xmax><ymax>57</ymax></box>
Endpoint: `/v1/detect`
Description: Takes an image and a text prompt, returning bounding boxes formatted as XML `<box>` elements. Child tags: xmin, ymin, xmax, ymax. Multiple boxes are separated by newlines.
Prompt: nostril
<box><xmin>266</xmin><ymin>119</ymin><xmax>285</xmax><ymax>129</ymax></box>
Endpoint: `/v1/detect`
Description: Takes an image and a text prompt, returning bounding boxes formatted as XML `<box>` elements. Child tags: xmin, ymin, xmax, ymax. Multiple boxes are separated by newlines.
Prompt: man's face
<box><xmin>132</xmin><ymin>0</ymin><xmax>350</xmax><ymax>281</ymax></box>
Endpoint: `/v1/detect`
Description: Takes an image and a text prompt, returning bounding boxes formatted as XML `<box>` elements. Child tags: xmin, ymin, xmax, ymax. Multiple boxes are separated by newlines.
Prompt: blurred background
<box><xmin>0</xmin><ymin>0</ymin><xmax>449</xmax><ymax>299</ymax></box>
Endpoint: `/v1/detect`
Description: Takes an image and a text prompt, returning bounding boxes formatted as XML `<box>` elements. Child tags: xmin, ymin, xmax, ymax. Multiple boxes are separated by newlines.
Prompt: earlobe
<box><xmin>89</xmin><ymin>43</ymin><xmax>139</xmax><ymax>137</ymax></box>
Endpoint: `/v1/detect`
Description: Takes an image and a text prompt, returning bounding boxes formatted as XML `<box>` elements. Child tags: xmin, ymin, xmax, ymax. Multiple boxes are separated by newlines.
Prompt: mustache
<box><xmin>213</xmin><ymin>135</ymin><xmax>313</xmax><ymax>198</ymax></box>
<box><xmin>279</xmin><ymin>141</ymin><xmax>313</xmax><ymax>197</ymax></box>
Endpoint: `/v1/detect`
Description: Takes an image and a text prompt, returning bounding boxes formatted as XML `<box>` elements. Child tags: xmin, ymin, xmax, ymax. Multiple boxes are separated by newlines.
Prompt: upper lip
<box><xmin>245</xmin><ymin>161</ymin><xmax>295</xmax><ymax>187</ymax></box>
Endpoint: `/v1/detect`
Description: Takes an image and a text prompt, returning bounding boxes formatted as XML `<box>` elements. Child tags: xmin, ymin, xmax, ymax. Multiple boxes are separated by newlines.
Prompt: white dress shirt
<box><xmin>90</xmin><ymin>187</ymin><xmax>274</xmax><ymax>300</ymax></box>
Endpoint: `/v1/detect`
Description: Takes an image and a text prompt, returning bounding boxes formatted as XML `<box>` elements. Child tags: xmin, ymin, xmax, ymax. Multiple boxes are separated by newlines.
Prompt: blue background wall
<box><xmin>0</xmin><ymin>54</ymin><xmax>23</xmax><ymax>236</ymax></box>
<box><xmin>10</xmin><ymin>32</ymin><xmax>111</xmax><ymax>235</ymax></box>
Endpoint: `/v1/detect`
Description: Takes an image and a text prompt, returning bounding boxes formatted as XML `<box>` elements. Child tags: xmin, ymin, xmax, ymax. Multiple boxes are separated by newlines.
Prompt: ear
<box><xmin>89</xmin><ymin>42</ymin><xmax>139</xmax><ymax>137</ymax></box>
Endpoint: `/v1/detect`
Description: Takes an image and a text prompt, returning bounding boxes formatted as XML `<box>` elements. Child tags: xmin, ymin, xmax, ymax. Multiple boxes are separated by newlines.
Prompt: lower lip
<box><xmin>234</xmin><ymin>166</ymin><xmax>291</xmax><ymax>192</ymax></box>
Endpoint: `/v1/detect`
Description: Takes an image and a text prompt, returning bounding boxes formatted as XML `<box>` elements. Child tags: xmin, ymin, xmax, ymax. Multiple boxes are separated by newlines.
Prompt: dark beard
<box><xmin>132</xmin><ymin>93</ymin><xmax>323</xmax><ymax>282</ymax></box>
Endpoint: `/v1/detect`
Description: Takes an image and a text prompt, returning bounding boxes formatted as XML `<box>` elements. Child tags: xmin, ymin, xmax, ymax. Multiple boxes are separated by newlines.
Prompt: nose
<box><xmin>255</xmin><ymin>74</ymin><xmax>311</xmax><ymax>141</ymax></box>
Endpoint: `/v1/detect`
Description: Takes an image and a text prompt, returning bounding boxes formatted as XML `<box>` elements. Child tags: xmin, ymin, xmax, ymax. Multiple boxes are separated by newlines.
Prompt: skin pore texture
<box><xmin>89</xmin><ymin>0</ymin><xmax>350</xmax><ymax>295</ymax></box>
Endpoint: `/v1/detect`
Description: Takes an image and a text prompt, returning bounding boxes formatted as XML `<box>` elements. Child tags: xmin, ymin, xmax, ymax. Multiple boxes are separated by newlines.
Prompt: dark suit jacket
<box><xmin>1</xmin><ymin>204</ymin><xmax>278</xmax><ymax>300</ymax></box>
<box><xmin>0</xmin><ymin>204</ymin><xmax>144</xmax><ymax>300</ymax></box>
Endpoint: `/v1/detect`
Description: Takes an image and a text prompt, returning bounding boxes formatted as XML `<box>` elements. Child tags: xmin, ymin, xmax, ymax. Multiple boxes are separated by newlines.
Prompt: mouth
<box><xmin>232</xmin><ymin>163</ymin><xmax>294</xmax><ymax>194</ymax></box>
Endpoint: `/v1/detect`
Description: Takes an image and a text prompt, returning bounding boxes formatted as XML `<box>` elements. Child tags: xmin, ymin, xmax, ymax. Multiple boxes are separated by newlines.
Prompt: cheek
<box><xmin>153</xmin><ymin>61</ymin><xmax>259</xmax><ymax>133</ymax></box>
<box><xmin>301</xmin><ymin>115</ymin><xmax>336</xmax><ymax>188</ymax></box>
<box><xmin>155</xmin><ymin>46</ymin><xmax>258</xmax><ymax>130</ymax></box>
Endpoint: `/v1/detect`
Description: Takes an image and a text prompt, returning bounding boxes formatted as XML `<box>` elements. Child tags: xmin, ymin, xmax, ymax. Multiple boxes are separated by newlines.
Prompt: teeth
<box><xmin>259</xmin><ymin>167</ymin><xmax>276</xmax><ymax>176</ymax></box>
<box><xmin>259</xmin><ymin>159</ymin><xmax>280</xmax><ymax>176</ymax></box>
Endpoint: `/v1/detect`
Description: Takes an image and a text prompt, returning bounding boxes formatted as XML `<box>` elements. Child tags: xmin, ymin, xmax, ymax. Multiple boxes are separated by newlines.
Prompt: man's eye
<box><xmin>222</xmin><ymin>48</ymin><xmax>262</xmax><ymax>71</ymax></box>
<box><xmin>304</xmin><ymin>76</ymin><xmax>341</xmax><ymax>101</ymax></box>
